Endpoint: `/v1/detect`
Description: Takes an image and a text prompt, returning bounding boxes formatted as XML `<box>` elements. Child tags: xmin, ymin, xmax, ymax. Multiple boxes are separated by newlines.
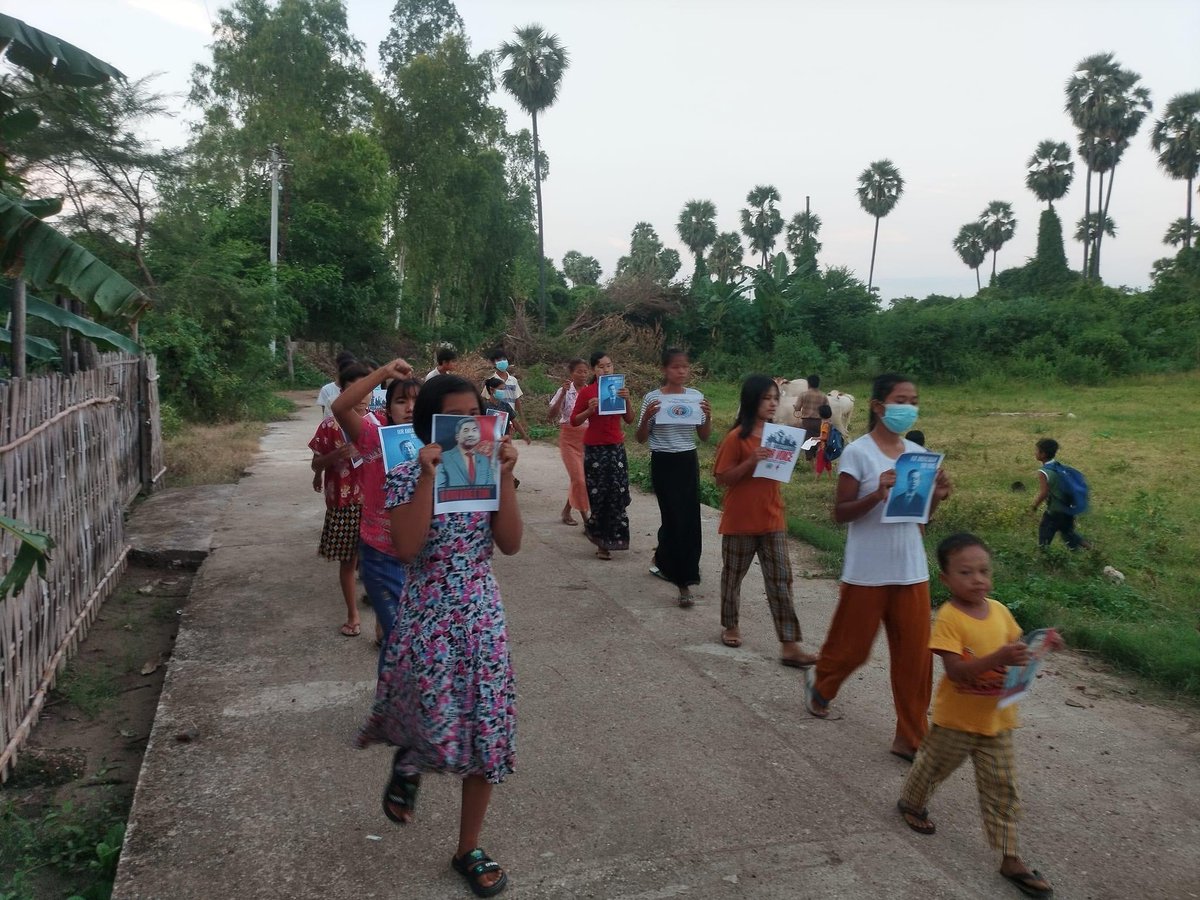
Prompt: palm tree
<box><xmin>676</xmin><ymin>199</ymin><xmax>717</xmax><ymax>281</ymax></box>
<box><xmin>1150</xmin><ymin>91</ymin><xmax>1200</xmax><ymax>249</ymax></box>
<box><xmin>1065</xmin><ymin>53</ymin><xmax>1152</xmax><ymax>279</ymax></box>
<box><xmin>786</xmin><ymin>209</ymin><xmax>822</xmax><ymax>272</ymax></box>
<box><xmin>978</xmin><ymin>201</ymin><xmax>1017</xmax><ymax>281</ymax></box>
<box><xmin>1025</xmin><ymin>140</ymin><xmax>1075</xmax><ymax>208</ymax></box>
<box><xmin>1075</xmin><ymin>212</ymin><xmax>1116</xmax><ymax>246</ymax></box>
<box><xmin>952</xmin><ymin>222</ymin><xmax>988</xmax><ymax>292</ymax></box>
<box><xmin>856</xmin><ymin>159</ymin><xmax>904</xmax><ymax>293</ymax></box>
<box><xmin>739</xmin><ymin>185</ymin><xmax>783</xmax><ymax>268</ymax></box>
<box><xmin>707</xmin><ymin>231</ymin><xmax>744</xmax><ymax>284</ymax></box>
<box><xmin>1163</xmin><ymin>217</ymin><xmax>1197</xmax><ymax>248</ymax></box>
<box><xmin>498</xmin><ymin>24</ymin><xmax>569</xmax><ymax>326</ymax></box>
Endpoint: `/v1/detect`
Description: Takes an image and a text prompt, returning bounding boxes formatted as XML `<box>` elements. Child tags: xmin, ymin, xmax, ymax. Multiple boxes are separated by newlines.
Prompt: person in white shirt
<box><xmin>803</xmin><ymin>372</ymin><xmax>952</xmax><ymax>764</ymax></box>
<box><xmin>487</xmin><ymin>348</ymin><xmax>529</xmax><ymax>440</ymax></box>
<box><xmin>424</xmin><ymin>347</ymin><xmax>459</xmax><ymax>382</ymax></box>
<box><xmin>317</xmin><ymin>351</ymin><xmax>358</xmax><ymax>417</ymax></box>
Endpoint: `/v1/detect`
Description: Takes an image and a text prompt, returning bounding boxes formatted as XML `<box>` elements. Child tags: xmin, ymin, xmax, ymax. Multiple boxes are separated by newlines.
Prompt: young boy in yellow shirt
<box><xmin>898</xmin><ymin>532</ymin><xmax>1058</xmax><ymax>898</ymax></box>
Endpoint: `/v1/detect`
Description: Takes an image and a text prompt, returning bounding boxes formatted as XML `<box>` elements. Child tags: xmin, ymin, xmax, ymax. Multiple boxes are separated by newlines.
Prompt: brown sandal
<box><xmin>720</xmin><ymin>628</ymin><xmax>742</xmax><ymax>648</ymax></box>
<box><xmin>897</xmin><ymin>801</ymin><xmax>936</xmax><ymax>834</ymax></box>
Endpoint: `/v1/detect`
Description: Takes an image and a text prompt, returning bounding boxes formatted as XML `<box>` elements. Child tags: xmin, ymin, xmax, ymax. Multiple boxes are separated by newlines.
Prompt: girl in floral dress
<box><xmin>357</xmin><ymin>374</ymin><xmax>521</xmax><ymax>898</ymax></box>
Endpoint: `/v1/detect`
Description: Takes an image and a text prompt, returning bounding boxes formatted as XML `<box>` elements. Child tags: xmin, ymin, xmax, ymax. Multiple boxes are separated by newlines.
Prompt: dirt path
<box><xmin>113</xmin><ymin>404</ymin><xmax>1199</xmax><ymax>899</ymax></box>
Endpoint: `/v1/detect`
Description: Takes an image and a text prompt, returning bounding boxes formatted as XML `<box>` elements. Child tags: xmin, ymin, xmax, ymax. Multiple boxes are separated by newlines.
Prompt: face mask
<box><xmin>881</xmin><ymin>403</ymin><xmax>919</xmax><ymax>434</ymax></box>
<box><xmin>495</xmin><ymin>360</ymin><xmax>509</xmax><ymax>372</ymax></box>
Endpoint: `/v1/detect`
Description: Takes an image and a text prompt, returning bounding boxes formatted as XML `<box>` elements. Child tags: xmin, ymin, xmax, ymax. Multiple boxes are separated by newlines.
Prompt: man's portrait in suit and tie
<box><xmin>887</xmin><ymin>468</ymin><xmax>928</xmax><ymax>518</ymax></box>
<box><xmin>439</xmin><ymin>416</ymin><xmax>496</xmax><ymax>489</ymax></box>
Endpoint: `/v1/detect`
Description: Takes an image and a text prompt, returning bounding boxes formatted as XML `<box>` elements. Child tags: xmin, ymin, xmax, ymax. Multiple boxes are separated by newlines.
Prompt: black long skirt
<box><xmin>584</xmin><ymin>444</ymin><xmax>631</xmax><ymax>551</ymax></box>
<box><xmin>650</xmin><ymin>449</ymin><xmax>701</xmax><ymax>587</ymax></box>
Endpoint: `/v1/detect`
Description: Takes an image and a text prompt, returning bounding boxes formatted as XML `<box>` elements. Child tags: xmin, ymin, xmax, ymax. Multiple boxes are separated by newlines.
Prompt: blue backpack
<box><xmin>824</xmin><ymin>426</ymin><xmax>846</xmax><ymax>462</ymax></box>
<box><xmin>1048</xmin><ymin>460</ymin><xmax>1089</xmax><ymax>515</ymax></box>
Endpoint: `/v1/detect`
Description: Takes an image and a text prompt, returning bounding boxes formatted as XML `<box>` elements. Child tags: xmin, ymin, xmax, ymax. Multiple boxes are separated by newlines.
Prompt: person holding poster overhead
<box><xmin>804</xmin><ymin>373</ymin><xmax>952</xmax><ymax>763</ymax></box>
<box><xmin>713</xmin><ymin>375</ymin><xmax>819</xmax><ymax>668</ymax></box>
<box><xmin>571</xmin><ymin>351</ymin><xmax>635</xmax><ymax>560</ymax></box>
<box><xmin>636</xmin><ymin>348</ymin><xmax>712</xmax><ymax>606</ymax></box>
<box><xmin>358</xmin><ymin>374</ymin><xmax>521</xmax><ymax>899</ymax></box>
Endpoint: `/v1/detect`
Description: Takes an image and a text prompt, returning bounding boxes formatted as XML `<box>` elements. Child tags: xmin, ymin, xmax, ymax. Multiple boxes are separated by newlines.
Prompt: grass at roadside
<box><xmin>624</xmin><ymin>372</ymin><xmax>1200</xmax><ymax>698</ymax></box>
<box><xmin>162</xmin><ymin>393</ymin><xmax>296</xmax><ymax>488</ymax></box>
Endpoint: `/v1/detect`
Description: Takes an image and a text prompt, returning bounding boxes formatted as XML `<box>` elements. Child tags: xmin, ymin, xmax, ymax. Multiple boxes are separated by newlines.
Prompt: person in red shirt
<box><xmin>570</xmin><ymin>350</ymin><xmax>634</xmax><ymax>560</ymax></box>
<box><xmin>714</xmin><ymin>374</ymin><xmax>818</xmax><ymax>668</ymax></box>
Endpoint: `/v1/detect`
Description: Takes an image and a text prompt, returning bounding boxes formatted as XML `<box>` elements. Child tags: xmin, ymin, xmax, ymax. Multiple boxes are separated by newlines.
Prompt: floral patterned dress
<box><xmin>356</xmin><ymin>459</ymin><xmax>516</xmax><ymax>784</ymax></box>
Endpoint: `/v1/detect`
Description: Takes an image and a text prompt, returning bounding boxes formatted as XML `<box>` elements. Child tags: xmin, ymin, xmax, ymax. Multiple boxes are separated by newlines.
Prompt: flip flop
<box><xmin>802</xmin><ymin>667</ymin><xmax>829</xmax><ymax>718</ymax></box>
<box><xmin>780</xmin><ymin>652</ymin><xmax>818</xmax><ymax>669</ymax></box>
<box><xmin>595</xmin><ymin>549</ymin><xmax>612</xmax><ymax>560</ymax></box>
<box><xmin>891</xmin><ymin>750</ymin><xmax>916</xmax><ymax>763</ymax></box>
<box><xmin>720</xmin><ymin>628</ymin><xmax>742</xmax><ymax>648</ymax></box>
<box><xmin>677</xmin><ymin>591</ymin><xmax>694</xmax><ymax>608</ymax></box>
<box><xmin>897</xmin><ymin>801</ymin><xmax>936</xmax><ymax>835</ymax></box>
<box><xmin>339</xmin><ymin>622</ymin><xmax>361</xmax><ymax>637</ymax></box>
<box><xmin>1002</xmin><ymin>869</ymin><xmax>1054</xmax><ymax>898</ymax></box>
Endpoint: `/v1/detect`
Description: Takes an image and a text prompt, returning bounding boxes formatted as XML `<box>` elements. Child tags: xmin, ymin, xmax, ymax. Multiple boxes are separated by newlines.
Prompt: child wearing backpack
<box><xmin>1030</xmin><ymin>439</ymin><xmax>1090</xmax><ymax>550</ymax></box>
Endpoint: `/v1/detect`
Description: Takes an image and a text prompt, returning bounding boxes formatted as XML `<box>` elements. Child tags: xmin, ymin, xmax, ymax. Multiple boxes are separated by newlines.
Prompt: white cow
<box><xmin>772</xmin><ymin>377</ymin><xmax>807</xmax><ymax>425</ymax></box>
<box><xmin>826</xmin><ymin>390</ymin><xmax>855</xmax><ymax>437</ymax></box>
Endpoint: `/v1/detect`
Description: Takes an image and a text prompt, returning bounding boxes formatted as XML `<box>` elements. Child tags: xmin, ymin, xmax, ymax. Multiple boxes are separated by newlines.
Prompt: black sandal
<box><xmin>382</xmin><ymin>751</ymin><xmax>420</xmax><ymax>824</ymax></box>
<box><xmin>451</xmin><ymin>848</ymin><xmax>508</xmax><ymax>897</ymax></box>
<box><xmin>897</xmin><ymin>800</ymin><xmax>936</xmax><ymax>834</ymax></box>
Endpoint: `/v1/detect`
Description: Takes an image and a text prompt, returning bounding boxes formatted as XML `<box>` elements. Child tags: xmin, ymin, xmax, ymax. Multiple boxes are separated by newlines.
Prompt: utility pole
<box><xmin>264</xmin><ymin>145</ymin><xmax>294</xmax><ymax>377</ymax></box>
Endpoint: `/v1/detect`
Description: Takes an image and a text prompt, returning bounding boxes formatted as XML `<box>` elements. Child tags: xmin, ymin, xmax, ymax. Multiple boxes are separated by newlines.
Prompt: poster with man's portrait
<box><xmin>432</xmin><ymin>414</ymin><xmax>504</xmax><ymax>514</ymax></box>
<box><xmin>597</xmin><ymin>374</ymin><xmax>627</xmax><ymax>416</ymax></box>
<box><xmin>881</xmin><ymin>451</ymin><xmax>944</xmax><ymax>524</ymax></box>
<box><xmin>379</xmin><ymin>423</ymin><xmax>424</xmax><ymax>473</ymax></box>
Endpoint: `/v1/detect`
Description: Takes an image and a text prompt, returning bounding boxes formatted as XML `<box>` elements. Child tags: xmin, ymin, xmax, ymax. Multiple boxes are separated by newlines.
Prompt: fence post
<box><xmin>138</xmin><ymin>354</ymin><xmax>154</xmax><ymax>494</ymax></box>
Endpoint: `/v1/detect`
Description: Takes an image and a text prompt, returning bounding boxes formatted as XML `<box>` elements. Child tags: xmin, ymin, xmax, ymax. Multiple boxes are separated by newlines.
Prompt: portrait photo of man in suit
<box><xmin>887</xmin><ymin>468</ymin><xmax>928</xmax><ymax>518</ymax></box>
<box><xmin>439</xmin><ymin>416</ymin><xmax>496</xmax><ymax>489</ymax></box>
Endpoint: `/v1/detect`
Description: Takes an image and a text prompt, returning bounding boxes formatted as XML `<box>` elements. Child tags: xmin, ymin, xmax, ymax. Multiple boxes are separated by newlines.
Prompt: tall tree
<box><xmin>616</xmin><ymin>222</ymin><xmax>679</xmax><ymax>284</ymax></box>
<box><xmin>379</xmin><ymin>0</ymin><xmax>464</xmax><ymax>79</ymax></box>
<box><xmin>562</xmin><ymin>250</ymin><xmax>600</xmax><ymax>286</ymax></box>
<box><xmin>785</xmin><ymin>209</ymin><xmax>822</xmax><ymax>273</ymax></box>
<box><xmin>707</xmin><ymin>231</ymin><xmax>743</xmax><ymax>284</ymax></box>
<box><xmin>1074</xmin><ymin>211</ymin><xmax>1116</xmax><ymax>247</ymax></box>
<box><xmin>1065</xmin><ymin>53</ymin><xmax>1152</xmax><ymax>279</ymax></box>
<box><xmin>978</xmin><ymin>201</ymin><xmax>1017</xmax><ymax>281</ymax></box>
<box><xmin>1163</xmin><ymin>217</ymin><xmax>1197</xmax><ymax>248</ymax></box>
<box><xmin>856</xmin><ymin>159</ymin><xmax>904</xmax><ymax>293</ymax></box>
<box><xmin>1150</xmin><ymin>91</ymin><xmax>1200</xmax><ymax>250</ymax></box>
<box><xmin>676</xmin><ymin>199</ymin><xmax>717</xmax><ymax>281</ymax></box>
<box><xmin>952</xmin><ymin>222</ymin><xmax>987</xmax><ymax>292</ymax></box>
<box><xmin>739</xmin><ymin>185</ymin><xmax>783</xmax><ymax>269</ymax></box>
<box><xmin>498</xmin><ymin>23</ymin><xmax>569</xmax><ymax>327</ymax></box>
<box><xmin>1025</xmin><ymin>140</ymin><xmax>1074</xmax><ymax>208</ymax></box>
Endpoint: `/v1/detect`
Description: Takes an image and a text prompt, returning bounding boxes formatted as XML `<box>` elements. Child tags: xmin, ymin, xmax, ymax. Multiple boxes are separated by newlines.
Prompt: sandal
<box><xmin>451</xmin><ymin>848</ymin><xmax>508</xmax><ymax>897</ymax></box>
<box><xmin>802</xmin><ymin>667</ymin><xmax>829</xmax><ymax>718</ymax></box>
<box><xmin>339</xmin><ymin>622</ymin><xmax>361</xmax><ymax>637</ymax></box>
<box><xmin>595</xmin><ymin>549</ymin><xmax>612</xmax><ymax>560</ymax></box>
<box><xmin>1002</xmin><ymin>869</ymin><xmax>1053</xmax><ymax>898</ymax></box>
<box><xmin>897</xmin><ymin>800</ymin><xmax>936</xmax><ymax>834</ymax></box>
<box><xmin>677</xmin><ymin>590</ymin><xmax>694</xmax><ymax>608</ymax></box>
<box><xmin>382</xmin><ymin>752</ymin><xmax>420</xmax><ymax>824</ymax></box>
<box><xmin>720</xmin><ymin>628</ymin><xmax>742</xmax><ymax>648</ymax></box>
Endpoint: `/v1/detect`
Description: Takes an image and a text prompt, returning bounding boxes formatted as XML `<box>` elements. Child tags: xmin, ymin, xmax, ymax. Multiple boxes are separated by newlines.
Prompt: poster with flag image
<box><xmin>432</xmin><ymin>414</ymin><xmax>504</xmax><ymax>514</ymax></box>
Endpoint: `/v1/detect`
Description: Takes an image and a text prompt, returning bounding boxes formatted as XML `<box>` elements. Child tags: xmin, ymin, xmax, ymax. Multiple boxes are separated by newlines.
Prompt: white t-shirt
<box><xmin>491</xmin><ymin>372</ymin><xmax>522</xmax><ymax>404</ymax></box>
<box><xmin>425</xmin><ymin>368</ymin><xmax>446</xmax><ymax>382</ymax></box>
<box><xmin>316</xmin><ymin>382</ymin><xmax>339</xmax><ymax>416</ymax></box>
<box><xmin>839</xmin><ymin>434</ymin><xmax>930</xmax><ymax>586</ymax></box>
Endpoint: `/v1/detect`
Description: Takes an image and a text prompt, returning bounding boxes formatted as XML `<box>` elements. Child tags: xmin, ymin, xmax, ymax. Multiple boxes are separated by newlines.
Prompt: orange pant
<box><xmin>813</xmin><ymin>581</ymin><xmax>932</xmax><ymax>751</ymax></box>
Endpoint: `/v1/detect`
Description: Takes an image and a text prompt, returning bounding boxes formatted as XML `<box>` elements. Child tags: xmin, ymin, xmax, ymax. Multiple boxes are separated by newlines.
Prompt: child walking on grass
<box><xmin>898</xmin><ymin>532</ymin><xmax>1058</xmax><ymax>899</ymax></box>
<box><xmin>813</xmin><ymin>402</ymin><xmax>834</xmax><ymax>478</ymax></box>
<box><xmin>713</xmin><ymin>374</ymin><xmax>819</xmax><ymax>668</ymax></box>
<box><xmin>309</xmin><ymin>361</ymin><xmax>371</xmax><ymax>637</ymax></box>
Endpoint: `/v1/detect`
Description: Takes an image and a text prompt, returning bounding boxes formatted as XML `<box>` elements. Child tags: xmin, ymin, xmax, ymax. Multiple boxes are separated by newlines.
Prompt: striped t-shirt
<box><xmin>639</xmin><ymin>388</ymin><xmax>706</xmax><ymax>452</ymax></box>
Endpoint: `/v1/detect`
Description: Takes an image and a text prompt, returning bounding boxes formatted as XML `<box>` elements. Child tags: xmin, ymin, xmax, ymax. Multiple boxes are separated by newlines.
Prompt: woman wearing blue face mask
<box><xmin>803</xmin><ymin>373</ymin><xmax>952</xmax><ymax>763</ymax></box>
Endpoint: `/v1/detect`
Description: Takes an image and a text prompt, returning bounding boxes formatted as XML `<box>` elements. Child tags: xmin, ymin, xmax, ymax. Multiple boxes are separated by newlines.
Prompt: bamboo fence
<box><xmin>0</xmin><ymin>352</ymin><xmax>164</xmax><ymax>781</ymax></box>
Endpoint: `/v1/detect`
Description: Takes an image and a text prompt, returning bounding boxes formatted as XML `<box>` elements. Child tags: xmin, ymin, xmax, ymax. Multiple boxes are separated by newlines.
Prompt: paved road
<box><xmin>114</xmin><ymin>402</ymin><xmax>1200</xmax><ymax>899</ymax></box>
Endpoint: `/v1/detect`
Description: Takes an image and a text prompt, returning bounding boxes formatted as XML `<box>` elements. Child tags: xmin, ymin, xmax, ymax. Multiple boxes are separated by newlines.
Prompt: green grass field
<box><xmin>624</xmin><ymin>372</ymin><xmax>1200</xmax><ymax>698</ymax></box>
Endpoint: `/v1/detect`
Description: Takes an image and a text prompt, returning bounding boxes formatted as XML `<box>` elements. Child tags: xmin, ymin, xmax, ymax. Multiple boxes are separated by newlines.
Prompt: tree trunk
<box><xmin>531</xmin><ymin>110</ymin><xmax>547</xmax><ymax>329</ymax></box>
<box><xmin>57</xmin><ymin>294</ymin><xmax>74</xmax><ymax>375</ymax></box>
<box><xmin>867</xmin><ymin>215</ymin><xmax>880</xmax><ymax>292</ymax></box>
<box><xmin>1082</xmin><ymin>164</ymin><xmax>1093</xmax><ymax>277</ymax></box>
<box><xmin>975</xmin><ymin>266</ymin><xmax>981</xmax><ymax>293</ymax></box>
<box><xmin>1093</xmin><ymin>168</ymin><xmax>1110</xmax><ymax>280</ymax></box>
<box><xmin>11</xmin><ymin>280</ymin><xmax>26</xmax><ymax>379</ymax></box>
<box><xmin>1188</xmin><ymin>176</ymin><xmax>1195</xmax><ymax>249</ymax></box>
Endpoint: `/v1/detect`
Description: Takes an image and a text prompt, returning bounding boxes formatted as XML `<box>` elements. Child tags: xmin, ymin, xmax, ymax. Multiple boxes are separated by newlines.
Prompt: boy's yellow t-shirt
<box><xmin>930</xmin><ymin>599</ymin><xmax>1023</xmax><ymax>736</ymax></box>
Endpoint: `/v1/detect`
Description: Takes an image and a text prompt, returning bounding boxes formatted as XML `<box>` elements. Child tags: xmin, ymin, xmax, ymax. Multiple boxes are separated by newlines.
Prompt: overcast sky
<box><xmin>10</xmin><ymin>0</ymin><xmax>1200</xmax><ymax>300</ymax></box>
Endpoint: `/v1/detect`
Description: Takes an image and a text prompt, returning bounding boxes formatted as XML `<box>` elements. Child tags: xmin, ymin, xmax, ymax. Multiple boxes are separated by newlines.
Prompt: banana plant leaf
<box><xmin>0</xmin><ymin>325</ymin><xmax>59</xmax><ymax>361</ymax></box>
<box><xmin>0</xmin><ymin>283</ymin><xmax>141</xmax><ymax>354</ymax></box>
<box><xmin>0</xmin><ymin>195</ymin><xmax>148</xmax><ymax>320</ymax></box>
<box><xmin>0</xmin><ymin>515</ymin><xmax>56</xmax><ymax>600</ymax></box>
<box><xmin>0</xmin><ymin>13</ymin><xmax>125</xmax><ymax>86</ymax></box>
